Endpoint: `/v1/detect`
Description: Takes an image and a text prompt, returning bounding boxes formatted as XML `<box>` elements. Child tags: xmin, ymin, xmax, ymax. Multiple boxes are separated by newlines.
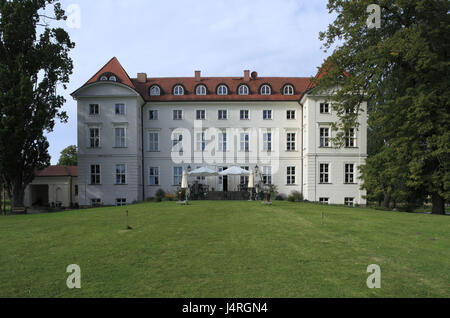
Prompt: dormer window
<box><xmin>109</xmin><ymin>76</ymin><xmax>117</xmax><ymax>82</ymax></box>
<box><xmin>150</xmin><ymin>85</ymin><xmax>161</xmax><ymax>96</ymax></box>
<box><xmin>100</xmin><ymin>76</ymin><xmax>108</xmax><ymax>81</ymax></box>
<box><xmin>217</xmin><ymin>85</ymin><xmax>228</xmax><ymax>96</ymax></box>
<box><xmin>238</xmin><ymin>85</ymin><xmax>249</xmax><ymax>96</ymax></box>
<box><xmin>283</xmin><ymin>85</ymin><xmax>294</xmax><ymax>95</ymax></box>
<box><xmin>173</xmin><ymin>85</ymin><xmax>184</xmax><ymax>96</ymax></box>
<box><xmin>196</xmin><ymin>85</ymin><xmax>207</xmax><ymax>96</ymax></box>
<box><xmin>260</xmin><ymin>84</ymin><xmax>271</xmax><ymax>95</ymax></box>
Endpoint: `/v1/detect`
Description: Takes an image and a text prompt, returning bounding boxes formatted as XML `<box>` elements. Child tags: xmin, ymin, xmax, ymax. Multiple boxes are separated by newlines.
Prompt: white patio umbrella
<box><xmin>188</xmin><ymin>167</ymin><xmax>219</xmax><ymax>177</ymax></box>
<box><xmin>248</xmin><ymin>170</ymin><xmax>255</xmax><ymax>201</ymax></box>
<box><xmin>219</xmin><ymin>166</ymin><xmax>250</xmax><ymax>192</ymax></box>
<box><xmin>181</xmin><ymin>170</ymin><xmax>188</xmax><ymax>189</ymax></box>
<box><xmin>248</xmin><ymin>170</ymin><xmax>254</xmax><ymax>188</ymax></box>
<box><xmin>180</xmin><ymin>170</ymin><xmax>189</xmax><ymax>204</ymax></box>
<box><xmin>219</xmin><ymin>166</ymin><xmax>250</xmax><ymax>176</ymax></box>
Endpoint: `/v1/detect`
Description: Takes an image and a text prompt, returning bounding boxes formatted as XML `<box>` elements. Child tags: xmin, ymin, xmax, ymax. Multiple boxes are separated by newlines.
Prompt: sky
<box><xmin>48</xmin><ymin>0</ymin><xmax>335</xmax><ymax>164</ymax></box>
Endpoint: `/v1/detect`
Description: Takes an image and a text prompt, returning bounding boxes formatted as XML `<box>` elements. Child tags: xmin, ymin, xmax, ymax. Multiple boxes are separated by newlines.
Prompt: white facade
<box><xmin>301</xmin><ymin>93</ymin><xmax>367</xmax><ymax>205</ymax></box>
<box><xmin>72</xmin><ymin>59</ymin><xmax>367</xmax><ymax>207</ymax></box>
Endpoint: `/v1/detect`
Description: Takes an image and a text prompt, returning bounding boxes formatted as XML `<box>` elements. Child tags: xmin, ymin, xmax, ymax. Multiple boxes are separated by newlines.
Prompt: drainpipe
<box><xmin>141</xmin><ymin>103</ymin><xmax>145</xmax><ymax>201</ymax></box>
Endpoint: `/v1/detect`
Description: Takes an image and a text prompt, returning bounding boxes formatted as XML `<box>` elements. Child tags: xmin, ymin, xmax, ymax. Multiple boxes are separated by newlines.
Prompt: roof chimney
<box><xmin>244</xmin><ymin>70</ymin><xmax>250</xmax><ymax>82</ymax></box>
<box><xmin>137</xmin><ymin>73</ymin><xmax>147</xmax><ymax>83</ymax></box>
<box><xmin>195</xmin><ymin>70</ymin><xmax>201</xmax><ymax>82</ymax></box>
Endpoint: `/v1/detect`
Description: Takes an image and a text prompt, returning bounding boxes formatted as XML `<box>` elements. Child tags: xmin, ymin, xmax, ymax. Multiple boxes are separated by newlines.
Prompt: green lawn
<box><xmin>0</xmin><ymin>201</ymin><xmax>449</xmax><ymax>298</ymax></box>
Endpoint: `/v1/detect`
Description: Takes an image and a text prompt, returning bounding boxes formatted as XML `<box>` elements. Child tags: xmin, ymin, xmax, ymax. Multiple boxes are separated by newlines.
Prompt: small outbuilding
<box><xmin>24</xmin><ymin>166</ymin><xmax>78</xmax><ymax>209</ymax></box>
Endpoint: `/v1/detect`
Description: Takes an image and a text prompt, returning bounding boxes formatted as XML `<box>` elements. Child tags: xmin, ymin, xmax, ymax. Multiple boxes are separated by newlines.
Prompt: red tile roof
<box><xmin>80</xmin><ymin>57</ymin><xmax>318</xmax><ymax>102</ymax></box>
<box><xmin>35</xmin><ymin>166</ymin><xmax>78</xmax><ymax>177</ymax></box>
<box><xmin>132</xmin><ymin>76</ymin><xmax>312</xmax><ymax>102</ymax></box>
<box><xmin>85</xmin><ymin>57</ymin><xmax>135</xmax><ymax>89</ymax></box>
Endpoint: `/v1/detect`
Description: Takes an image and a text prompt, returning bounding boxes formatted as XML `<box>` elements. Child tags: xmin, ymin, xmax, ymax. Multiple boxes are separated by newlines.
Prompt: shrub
<box><xmin>275</xmin><ymin>194</ymin><xmax>286</xmax><ymax>201</ymax></box>
<box><xmin>288</xmin><ymin>191</ymin><xmax>303</xmax><ymax>202</ymax></box>
<box><xmin>154</xmin><ymin>189</ymin><xmax>166</xmax><ymax>202</ymax></box>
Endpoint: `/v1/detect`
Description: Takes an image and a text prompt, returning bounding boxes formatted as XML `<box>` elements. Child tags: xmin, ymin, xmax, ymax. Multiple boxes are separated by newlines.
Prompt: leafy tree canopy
<box><xmin>316</xmin><ymin>0</ymin><xmax>449</xmax><ymax>214</ymax></box>
<box><xmin>0</xmin><ymin>0</ymin><xmax>74</xmax><ymax>208</ymax></box>
<box><xmin>57</xmin><ymin>145</ymin><xmax>77</xmax><ymax>166</ymax></box>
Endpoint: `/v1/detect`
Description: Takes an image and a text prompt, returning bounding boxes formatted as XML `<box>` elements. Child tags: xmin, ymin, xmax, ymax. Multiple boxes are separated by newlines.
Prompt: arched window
<box><xmin>260</xmin><ymin>84</ymin><xmax>271</xmax><ymax>95</ymax></box>
<box><xmin>217</xmin><ymin>85</ymin><xmax>228</xmax><ymax>96</ymax></box>
<box><xmin>283</xmin><ymin>85</ymin><xmax>294</xmax><ymax>95</ymax></box>
<box><xmin>100</xmin><ymin>76</ymin><xmax>108</xmax><ymax>81</ymax></box>
<box><xmin>196</xmin><ymin>85</ymin><xmax>207</xmax><ymax>96</ymax></box>
<box><xmin>150</xmin><ymin>85</ymin><xmax>161</xmax><ymax>96</ymax></box>
<box><xmin>109</xmin><ymin>76</ymin><xmax>117</xmax><ymax>82</ymax></box>
<box><xmin>173</xmin><ymin>85</ymin><xmax>184</xmax><ymax>96</ymax></box>
<box><xmin>238</xmin><ymin>85</ymin><xmax>249</xmax><ymax>96</ymax></box>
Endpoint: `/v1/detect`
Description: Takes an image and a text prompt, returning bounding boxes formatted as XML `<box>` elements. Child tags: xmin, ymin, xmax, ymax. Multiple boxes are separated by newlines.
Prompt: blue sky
<box><xmin>48</xmin><ymin>0</ymin><xmax>334</xmax><ymax>164</ymax></box>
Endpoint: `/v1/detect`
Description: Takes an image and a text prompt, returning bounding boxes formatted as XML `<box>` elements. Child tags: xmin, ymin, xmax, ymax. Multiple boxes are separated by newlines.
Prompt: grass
<box><xmin>0</xmin><ymin>201</ymin><xmax>448</xmax><ymax>298</ymax></box>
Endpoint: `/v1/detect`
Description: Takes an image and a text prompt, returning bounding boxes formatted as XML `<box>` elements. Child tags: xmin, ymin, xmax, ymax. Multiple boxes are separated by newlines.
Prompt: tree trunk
<box><xmin>11</xmin><ymin>180</ymin><xmax>25</xmax><ymax>209</ymax></box>
<box><xmin>383</xmin><ymin>192</ymin><xmax>391</xmax><ymax>209</ymax></box>
<box><xmin>431</xmin><ymin>192</ymin><xmax>445</xmax><ymax>215</ymax></box>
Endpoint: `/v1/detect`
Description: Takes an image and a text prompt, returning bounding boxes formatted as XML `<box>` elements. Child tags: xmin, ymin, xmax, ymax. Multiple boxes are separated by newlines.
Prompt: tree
<box><xmin>316</xmin><ymin>0</ymin><xmax>449</xmax><ymax>214</ymax></box>
<box><xmin>57</xmin><ymin>145</ymin><xmax>77</xmax><ymax>166</ymax></box>
<box><xmin>0</xmin><ymin>0</ymin><xmax>74</xmax><ymax>208</ymax></box>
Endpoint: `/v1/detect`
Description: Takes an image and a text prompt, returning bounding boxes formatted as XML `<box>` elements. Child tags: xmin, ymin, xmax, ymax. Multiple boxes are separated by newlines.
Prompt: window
<box><xmin>240</xmin><ymin>166</ymin><xmax>249</xmax><ymax>185</ymax></box>
<box><xmin>217</xmin><ymin>85</ymin><xmax>228</xmax><ymax>95</ymax></box>
<box><xmin>173</xmin><ymin>167</ymin><xmax>183</xmax><ymax>185</ymax></box>
<box><xmin>240</xmin><ymin>133</ymin><xmax>249</xmax><ymax>152</ymax></box>
<box><xmin>173</xmin><ymin>110</ymin><xmax>183</xmax><ymax>120</ymax></box>
<box><xmin>90</xmin><ymin>165</ymin><xmax>101</xmax><ymax>185</ymax></box>
<box><xmin>115</xmin><ymin>164</ymin><xmax>126</xmax><ymax>185</ymax></box>
<box><xmin>115</xmin><ymin>103</ymin><xmax>125</xmax><ymax>115</ymax></box>
<box><xmin>287</xmin><ymin>166</ymin><xmax>296</xmax><ymax>185</ymax></box>
<box><xmin>283</xmin><ymin>85</ymin><xmax>294</xmax><ymax>95</ymax></box>
<box><xmin>345</xmin><ymin>197</ymin><xmax>354</xmax><ymax>206</ymax></box>
<box><xmin>320</xmin><ymin>103</ymin><xmax>330</xmax><ymax>114</ymax></box>
<box><xmin>172</xmin><ymin>133</ymin><xmax>183</xmax><ymax>152</ymax></box>
<box><xmin>74</xmin><ymin>185</ymin><xmax>78</xmax><ymax>196</ymax></box>
<box><xmin>260</xmin><ymin>85</ymin><xmax>271</xmax><ymax>95</ymax></box>
<box><xmin>149</xmin><ymin>132</ymin><xmax>159</xmax><ymax>152</ymax></box>
<box><xmin>149</xmin><ymin>110</ymin><xmax>158</xmax><ymax>120</ymax></box>
<box><xmin>320</xmin><ymin>127</ymin><xmax>330</xmax><ymax>147</ymax></box>
<box><xmin>262</xmin><ymin>166</ymin><xmax>272</xmax><ymax>184</ymax></box>
<box><xmin>100</xmin><ymin>76</ymin><xmax>108</xmax><ymax>81</ymax></box>
<box><xmin>320</xmin><ymin>163</ymin><xmax>329</xmax><ymax>184</ymax></box>
<box><xmin>109</xmin><ymin>76</ymin><xmax>117</xmax><ymax>82</ymax></box>
<box><xmin>345</xmin><ymin>164</ymin><xmax>355</xmax><ymax>184</ymax></box>
<box><xmin>150</xmin><ymin>85</ymin><xmax>160</xmax><ymax>96</ymax></box>
<box><xmin>116</xmin><ymin>198</ymin><xmax>127</xmax><ymax>206</ymax></box>
<box><xmin>319</xmin><ymin>198</ymin><xmax>329</xmax><ymax>204</ymax></box>
<box><xmin>196</xmin><ymin>109</ymin><xmax>206</xmax><ymax>120</ymax></box>
<box><xmin>219</xmin><ymin>132</ymin><xmax>227</xmax><ymax>152</ymax></box>
<box><xmin>149</xmin><ymin>167</ymin><xmax>159</xmax><ymax>186</ymax></box>
<box><xmin>89</xmin><ymin>128</ymin><xmax>100</xmax><ymax>148</ymax></box>
<box><xmin>218</xmin><ymin>109</ymin><xmax>227</xmax><ymax>120</ymax></box>
<box><xmin>287</xmin><ymin>133</ymin><xmax>296</xmax><ymax>151</ymax></box>
<box><xmin>263</xmin><ymin>110</ymin><xmax>272</xmax><ymax>120</ymax></box>
<box><xmin>196</xmin><ymin>132</ymin><xmax>206</xmax><ymax>152</ymax></box>
<box><xmin>263</xmin><ymin>132</ymin><xmax>272</xmax><ymax>152</ymax></box>
<box><xmin>345</xmin><ymin>128</ymin><xmax>356</xmax><ymax>148</ymax></box>
<box><xmin>196</xmin><ymin>85</ymin><xmax>207</xmax><ymax>96</ymax></box>
<box><xmin>89</xmin><ymin>104</ymin><xmax>99</xmax><ymax>115</ymax></box>
<box><xmin>173</xmin><ymin>85</ymin><xmax>184</xmax><ymax>96</ymax></box>
<box><xmin>240</xmin><ymin>109</ymin><xmax>249</xmax><ymax>120</ymax></box>
<box><xmin>287</xmin><ymin>110</ymin><xmax>296</xmax><ymax>120</ymax></box>
<box><xmin>91</xmin><ymin>198</ymin><xmax>101</xmax><ymax>206</ymax></box>
<box><xmin>238</xmin><ymin>85</ymin><xmax>249</xmax><ymax>95</ymax></box>
<box><xmin>114</xmin><ymin>127</ymin><xmax>126</xmax><ymax>148</ymax></box>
